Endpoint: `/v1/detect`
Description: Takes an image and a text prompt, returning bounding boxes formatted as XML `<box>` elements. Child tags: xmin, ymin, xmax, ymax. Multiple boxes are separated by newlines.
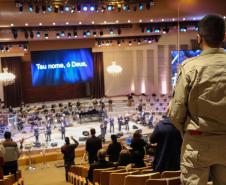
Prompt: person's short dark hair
<box><xmin>90</xmin><ymin>128</ymin><xmax>96</xmax><ymax>136</ymax></box>
<box><xmin>133</xmin><ymin>130</ymin><xmax>141</xmax><ymax>140</ymax></box>
<box><xmin>65</xmin><ymin>137</ymin><xmax>70</xmax><ymax>145</ymax></box>
<box><xmin>111</xmin><ymin>134</ymin><xmax>117</xmax><ymax>143</ymax></box>
<box><xmin>4</xmin><ymin>131</ymin><xmax>11</xmax><ymax>139</ymax></box>
<box><xmin>198</xmin><ymin>15</ymin><xmax>225</xmax><ymax>47</ymax></box>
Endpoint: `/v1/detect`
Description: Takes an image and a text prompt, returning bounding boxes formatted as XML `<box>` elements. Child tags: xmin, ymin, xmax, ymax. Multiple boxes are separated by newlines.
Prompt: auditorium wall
<box><xmin>93</xmin><ymin>31</ymin><xmax>196</xmax><ymax>96</ymax></box>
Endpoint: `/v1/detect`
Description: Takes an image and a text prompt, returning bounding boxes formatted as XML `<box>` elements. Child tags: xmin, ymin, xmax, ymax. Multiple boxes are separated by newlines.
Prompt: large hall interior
<box><xmin>0</xmin><ymin>0</ymin><xmax>225</xmax><ymax>185</ymax></box>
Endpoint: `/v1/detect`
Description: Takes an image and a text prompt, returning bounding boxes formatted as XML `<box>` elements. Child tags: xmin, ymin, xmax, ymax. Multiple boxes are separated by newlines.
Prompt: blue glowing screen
<box><xmin>31</xmin><ymin>49</ymin><xmax>94</xmax><ymax>87</ymax></box>
<box><xmin>171</xmin><ymin>50</ymin><xmax>201</xmax><ymax>86</ymax></box>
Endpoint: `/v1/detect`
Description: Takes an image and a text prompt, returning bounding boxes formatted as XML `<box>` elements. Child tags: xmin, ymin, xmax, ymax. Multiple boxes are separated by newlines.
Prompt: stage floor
<box><xmin>5</xmin><ymin>97</ymin><xmax>160</xmax><ymax>152</ymax></box>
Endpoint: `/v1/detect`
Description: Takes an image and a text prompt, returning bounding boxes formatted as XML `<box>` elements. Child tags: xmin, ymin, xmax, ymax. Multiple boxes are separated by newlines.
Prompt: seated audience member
<box><xmin>132</xmin><ymin>151</ymin><xmax>146</xmax><ymax>168</ymax></box>
<box><xmin>116</xmin><ymin>149</ymin><xmax>132</xmax><ymax>166</ymax></box>
<box><xmin>150</xmin><ymin>114</ymin><xmax>182</xmax><ymax>172</ymax></box>
<box><xmin>130</xmin><ymin>131</ymin><xmax>147</xmax><ymax>162</ymax></box>
<box><xmin>87</xmin><ymin>149</ymin><xmax>114</xmax><ymax>183</ymax></box>
<box><xmin>107</xmin><ymin>134</ymin><xmax>122</xmax><ymax>162</ymax></box>
<box><xmin>86</xmin><ymin>128</ymin><xmax>102</xmax><ymax>164</ymax></box>
<box><xmin>2</xmin><ymin>131</ymin><xmax>23</xmax><ymax>177</ymax></box>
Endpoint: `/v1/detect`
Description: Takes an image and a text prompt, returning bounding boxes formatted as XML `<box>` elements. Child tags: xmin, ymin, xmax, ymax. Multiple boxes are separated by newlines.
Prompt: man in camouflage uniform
<box><xmin>169</xmin><ymin>15</ymin><xmax>226</xmax><ymax>185</ymax></box>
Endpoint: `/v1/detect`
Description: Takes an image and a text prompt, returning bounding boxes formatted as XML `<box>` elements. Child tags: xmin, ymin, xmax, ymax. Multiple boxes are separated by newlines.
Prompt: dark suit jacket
<box><xmin>86</xmin><ymin>136</ymin><xmax>102</xmax><ymax>164</ymax></box>
<box><xmin>150</xmin><ymin>117</ymin><xmax>182</xmax><ymax>172</ymax></box>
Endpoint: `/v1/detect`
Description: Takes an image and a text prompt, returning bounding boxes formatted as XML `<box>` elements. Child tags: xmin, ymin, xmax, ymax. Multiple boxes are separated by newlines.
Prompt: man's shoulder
<box><xmin>3</xmin><ymin>140</ymin><xmax>17</xmax><ymax>147</ymax></box>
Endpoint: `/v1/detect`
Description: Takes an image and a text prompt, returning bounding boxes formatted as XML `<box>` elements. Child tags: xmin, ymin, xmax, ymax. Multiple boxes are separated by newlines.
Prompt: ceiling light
<box><xmin>39</xmin><ymin>22</ymin><xmax>42</xmax><ymax>26</ymax></box>
<box><xmin>64</xmin><ymin>5</ymin><xmax>70</xmax><ymax>12</ymax></box>
<box><xmin>66</xmin><ymin>22</ymin><xmax>69</xmax><ymax>25</ymax></box>
<box><xmin>82</xmin><ymin>6</ymin><xmax>88</xmax><ymax>11</ymax></box>
<box><xmin>44</xmin><ymin>33</ymin><xmax>48</xmax><ymax>39</ymax></box>
<box><xmin>10</xmin><ymin>23</ymin><xmax>14</xmax><ymax>27</ymax></box>
<box><xmin>116</xmin><ymin>20</ymin><xmax>119</xmax><ymax>23</ymax></box>
<box><xmin>52</xmin><ymin>22</ymin><xmax>56</xmax><ymax>25</ymax></box>
<box><xmin>90</xmin><ymin>5</ymin><xmax>95</xmax><ymax>11</ymax></box>
<box><xmin>25</xmin><ymin>23</ymin><xmax>29</xmax><ymax>26</ymax></box>
<box><xmin>79</xmin><ymin>21</ymin><xmax>82</xmax><ymax>25</ymax></box>
<box><xmin>47</xmin><ymin>5</ymin><xmax>52</xmax><ymax>12</ymax></box>
<box><xmin>107</xmin><ymin>62</ymin><xmax>122</xmax><ymax>74</ymax></box>
<box><xmin>36</xmin><ymin>31</ymin><xmax>41</xmax><ymax>38</ymax></box>
<box><xmin>28</xmin><ymin>4</ymin><xmax>33</xmax><ymax>12</ymax></box>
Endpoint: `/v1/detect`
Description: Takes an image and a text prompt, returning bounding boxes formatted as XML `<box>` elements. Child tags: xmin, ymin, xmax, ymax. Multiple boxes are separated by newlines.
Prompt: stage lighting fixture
<box><xmin>23</xmin><ymin>45</ymin><xmax>28</xmax><ymax>52</ymax></box>
<box><xmin>18</xmin><ymin>3</ymin><xmax>23</xmax><ymax>12</ymax></box>
<box><xmin>107</xmin><ymin>5</ymin><xmax>113</xmax><ymax>11</ymax></box>
<box><xmin>5</xmin><ymin>46</ymin><xmax>9</xmax><ymax>52</ymax></box>
<box><xmin>117</xmin><ymin>4</ymin><xmax>121</xmax><ymax>12</ymax></box>
<box><xmin>133</xmin><ymin>4</ymin><xmax>137</xmax><ymax>11</ymax></box>
<box><xmin>128</xmin><ymin>41</ymin><xmax>132</xmax><ymax>46</ymax></box>
<box><xmin>64</xmin><ymin>5</ymin><xmax>70</xmax><ymax>12</ymax></box>
<box><xmin>73</xmin><ymin>31</ymin><xmax>78</xmax><ymax>38</ymax></box>
<box><xmin>109</xmin><ymin>29</ymin><xmax>114</xmax><ymax>35</ymax></box>
<box><xmin>101</xmin><ymin>5</ymin><xmax>106</xmax><ymax>12</ymax></box>
<box><xmin>36</xmin><ymin>31</ymin><xmax>41</xmax><ymax>38</ymax></box>
<box><xmin>98</xmin><ymin>41</ymin><xmax>101</xmax><ymax>47</ymax></box>
<box><xmin>100</xmin><ymin>31</ymin><xmax>104</xmax><ymax>36</ymax></box>
<box><xmin>60</xmin><ymin>31</ymin><xmax>65</xmax><ymax>37</ymax></box>
<box><xmin>47</xmin><ymin>5</ymin><xmax>52</xmax><ymax>12</ymax></box>
<box><xmin>195</xmin><ymin>26</ymin><xmax>198</xmax><ymax>31</ymax></box>
<box><xmin>138</xmin><ymin>40</ymin><xmax>141</xmax><ymax>45</ymax></box>
<box><xmin>95</xmin><ymin>5</ymin><xmax>98</xmax><ymax>12</ymax></box>
<box><xmin>90</xmin><ymin>5</ymin><xmax>95</xmax><ymax>11</ymax></box>
<box><xmin>93</xmin><ymin>31</ymin><xmax>97</xmax><ymax>37</ymax></box>
<box><xmin>12</xmin><ymin>29</ymin><xmax>18</xmax><ymax>39</ymax></box>
<box><xmin>154</xmin><ymin>28</ymin><xmax>160</xmax><ymax>33</ymax></box>
<box><xmin>67</xmin><ymin>32</ymin><xmax>72</xmax><ymax>38</ymax></box>
<box><xmin>86</xmin><ymin>31</ymin><xmax>90</xmax><ymax>36</ymax></box>
<box><xmin>44</xmin><ymin>33</ymin><xmax>48</xmax><ymax>39</ymax></box>
<box><xmin>148</xmin><ymin>39</ymin><xmax>152</xmax><ymax>43</ymax></box>
<box><xmin>83</xmin><ymin>32</ymin><xmax>86</xmax><ymax>37</ymax></box>
<box><xmin>54</xmin><ymin>6</ymin><xmax>58</xmax><ymax>13</ymax></box>
<box><xmin>117</xmin><ymin>28</ymin><xmax>121</xmax><ymax>35</ymax></box>
<box><xmin>139</xmin><ymin>3</ymin><xmax>143</xmax><ymax>10</ymax></box>
<box><xmin>42</xmin><ymin>5</ymin><xmax>46</xmax><ymax>13</ymax></box>
<box><xmin>82</xmin><ymin>5</ymin><xmax>88</xmax><ymax>11</ymax></box>
<box><xmin>35</xmin><ymin>5</ymin><xmax>40</xmax><ymax>13</ymax></box>
<box><xmin>180</xmin><ymin>27</ymin><xmax>187</xmax><ymax>32</ymax></box>
<box><xmin>146</xmin><ymin>27</ymin><xmax>152</xmax><ymax>33</ymax></box>
<box><xmin>28</xmin><ymin>4</ymin><xmax>33</xmax><ymax>12</ymax></box>
<box><xmin>60</xmin><ymin>6</ymin><xmax>64</xmax><ymax>13</ymax></box>
<box><xmin>24</xmin><ymin>31</ymin><xmax>29</xmax><ymax>39</ymax></box>
<box><xmin>77</xmin><ymin>5</ymin><xmax>81</xmax><ymax>12</ymax></box>
<box><xmin>30</xmin><ymin>31</ymin><xmax>34</xmax><ymax>39</ymax></box>
<box><xmin>122</xmin><ymin>4</ymin><xmax>127</xmax><ymax>11</ymax></box>
<box><xmin>117</xmin><ymin>40</ymin><xmax>121</xmax><ymax>46</ymax></box>
<box><xmin>71</xmin><ymin>6</ymin><xmax>75</xmax><ymax>13</ymax></box>
<box><xmin>146</xmin><ymin>2</ymin><xmax>151</xmax><ymax>10</ymax></box>
<box><xmin>163</xmin><ymin>27</ymin><xmax>169</xmax><ymax>34</ymax></box>
<box><xmin>56</xmin><ymin>33</ymin><xmax>60</xmax><ymax>39</ymax></box>
<box><xmin>0</xmin><ymin>46</ymin><xmax>4</xmax><ymax>52</ymax></box>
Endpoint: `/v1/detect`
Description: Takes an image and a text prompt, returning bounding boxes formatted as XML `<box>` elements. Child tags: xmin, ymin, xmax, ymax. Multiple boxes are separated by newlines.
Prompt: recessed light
<box><xmin>39</xmin><ymin>22</ymin><xmax>42</xmax><ymax>26</ymax></box>
<box><xmin>91</xmin><ymin>21</ymin><xmax>95</xmax><ymax>24</ymax></box>
<box><xmin>66</xmin><ymin>22</ymin><xmax>69</xmax><ymax>25</ymax></box>
<box><xmin>139</xmin><ymin>19</ymin><xmax>142</xmax><ymax>23</ymax></box>
<box><xmin>183</xmin><ymin>17</ymin><xmax>186</xmax><ymax>21</ymax></box>
<box><xmin>104</xmin><ymin>21</ymin><xmax>107</xmax><ymax>24</ymax></box>
<box><xmin>150</xmin><ymin>19</ymin><xmax>153</xmax><ymax>22</ymax></box>
<box><xmin>10</xmin><ymin>23</ymin><xmax>14</xmax><ymax>27</ymax></box>
<box><xmin>116</xmin><ymin>20</ymin><xmax>119</xmax><ymax>23</ymax></box>
<box><xmin>52</xmin><ymin>22</ymin><xmax>56</xmax><ymax>25</ymax></box>
<box><xmin>25</xmin><ymin>23</ymin><xmax>29</xmax><ymax>26</ymax></box>
<box><xmin>128</xmin><ymin>20</ymin><xmax>131</xmax><ymax>23</ymax></box>
<box><xmin>161</xmin><ymin>18</ymin><xmax>165</xmax><ymax>22</ymax></box>
<box><xmin>172</xmin><ymin>18</ymin><xmax>176</xmax><ymax>21</ymax></box>
<box><xmin>79</xmin><ymin>21</ymin><xmax>82</xmax><ymax>25</ymax></box>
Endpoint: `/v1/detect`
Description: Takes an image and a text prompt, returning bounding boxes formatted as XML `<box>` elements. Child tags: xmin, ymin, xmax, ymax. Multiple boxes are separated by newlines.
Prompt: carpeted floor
<box><xmin>21</xmin><ymin>160</ymin><xmax>70</xmax><ymax>185</ymax></box>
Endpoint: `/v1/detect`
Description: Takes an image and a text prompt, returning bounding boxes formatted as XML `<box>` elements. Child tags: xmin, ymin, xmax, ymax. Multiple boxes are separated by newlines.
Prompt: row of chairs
<box><xmin>68</xmin><ymin>164</ymin><xmax>181</xmax><ymax>185</ymax></box>
<box><xmin>0</xmin><ymin>170</ymin><xmax>24</xmax><ymax>185</ymax></box>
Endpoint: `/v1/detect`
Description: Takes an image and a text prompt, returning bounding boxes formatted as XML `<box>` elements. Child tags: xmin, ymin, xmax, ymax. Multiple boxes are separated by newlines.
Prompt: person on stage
<box><xmin>118</xmin><ymin>114</ymin><xmax>123</xmax><ymax>132</ymax></box>
<box><xmin>46</xmin><ymin>123</ymin><xmax>51</xmax><ymax>142</ymax></box>
<box><xmin>108</xmin><ymin>99</ymin><xmax>113</xmax><ymax>112</ymax></box>
<box><xmin>109</xmin><ymin>117</ymin><xmax>114</xmax><ymax>133</ymax></box>
<box><xmin>60</xmin><ymin>121</ymin><xmax>66</xmax><ymax>140</ymax></box>
<box><xmin>34</xmin><ymin>124</ymin><xmax>39</xmax><ymax>144</ymax></box>
<box><xmin>125</xmin><ymin>113</ymin><xmax>130</xmax><ymax>131</ymax></box>
<box><xmin>148</xmin><ymin>113</ymin><xmax>154</xmax><ymax>128</ymax></box>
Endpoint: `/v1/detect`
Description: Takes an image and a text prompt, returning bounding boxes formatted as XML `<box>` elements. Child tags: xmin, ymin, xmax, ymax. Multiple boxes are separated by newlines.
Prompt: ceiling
<box><xmin>0</xmin><ymin>0</ymin><xmax>225</xmax><ymax>44</ymax></box>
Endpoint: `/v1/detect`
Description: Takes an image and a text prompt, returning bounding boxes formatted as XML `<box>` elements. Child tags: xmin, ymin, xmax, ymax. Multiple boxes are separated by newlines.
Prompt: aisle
<box><xmin>21</xmin><ymin>161</ymin><xmax>69</xmax><ymax>185</ymax></box>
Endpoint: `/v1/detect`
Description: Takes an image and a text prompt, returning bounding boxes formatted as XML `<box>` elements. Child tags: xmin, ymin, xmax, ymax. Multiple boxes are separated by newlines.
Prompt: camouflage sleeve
<box><xmin>169</xmin><ymin>66</ymin><xmax>190</xmax><ymax>136</ymax></box>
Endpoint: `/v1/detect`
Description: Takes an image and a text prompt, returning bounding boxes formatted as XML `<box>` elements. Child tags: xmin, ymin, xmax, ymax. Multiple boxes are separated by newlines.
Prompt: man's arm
<box><xmin>71</xmin><ymin>136</ymin><xmax>79</xmax><ymax>148</ymax></box>
<box><xmin>169</xmin><ymin>66</ymin><xmax>190</xmax><ymax>136</ymax></box>
<box><xmin>150</xmin><ymin>126</ymin><xmax>160</xmax><ymax>144</ymax></box>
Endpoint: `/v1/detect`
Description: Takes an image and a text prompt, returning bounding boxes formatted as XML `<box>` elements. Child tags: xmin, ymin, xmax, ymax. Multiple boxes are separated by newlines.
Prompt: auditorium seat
<box><xmin>141</xmin><ymin>169</ymin><xmax>154</xmax><ymax>174</ymax></box>
<box><xmin>100</xmin><ymin>168</ymin><xmax>125</xmax><ymax>185</ymax></box>
<box><xmin>124</xmin><ymin>173</ymin><xmax>161</xmax><ymax>185</ymax></box>
<box><xmin>93</xmin><ymin>167</ymin><xmax>115</xmax><ymax>184</ymax></box>
<box><xmin>161</xmin><ymin>171</ymin><xmax>181</xmax><ymax>178</ymax></box>
<box><xmin>109</xmin><ymin>170</ymin><xmax>139</xmax><ymax>185</ymax></box>
<box><xmin>145</xmin><ymin>177</ymin><xmax>181</xmax><ymax>185</ymax></box>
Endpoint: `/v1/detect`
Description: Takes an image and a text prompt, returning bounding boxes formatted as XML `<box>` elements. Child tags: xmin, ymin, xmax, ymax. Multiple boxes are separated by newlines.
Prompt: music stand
<box><xmin>25</xmin><ymin>143</ymin><xmax>36</xmax><ymax>171</ymax></box>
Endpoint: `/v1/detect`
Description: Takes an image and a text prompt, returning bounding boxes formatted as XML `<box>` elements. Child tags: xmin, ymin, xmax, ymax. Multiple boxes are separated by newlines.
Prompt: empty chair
<box><xmin>145</xmin><ymin>177</ymin><xmax>181</xmax><ymax>185</ymax></box>
<box><xmin>124</xmin><ymin>172</ymin><xmax>161</xmax><ymax>185</ymax></box>
<box><xmin>109</xmin><ymin>170</ymin><xmax>139</xmax><ymax>185</ymax></box>
<box><xmin>141</xmin><ymin>169</ymin><xmax>154</xmax><ymax>174</ymax></box>
<box><xmin>100</xmin><ymin>169</ymin><xmax>125</xmax><ymax>185</ymax></box>
<box><xmin>93</xmin><ymin>167</ymin><xmax>115</xmax><ymax>184</ymax></box>
<box><xmin>161</xmin><ymin>171</ymin><xmax>181</xmax><ymax>178</ymax></box>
